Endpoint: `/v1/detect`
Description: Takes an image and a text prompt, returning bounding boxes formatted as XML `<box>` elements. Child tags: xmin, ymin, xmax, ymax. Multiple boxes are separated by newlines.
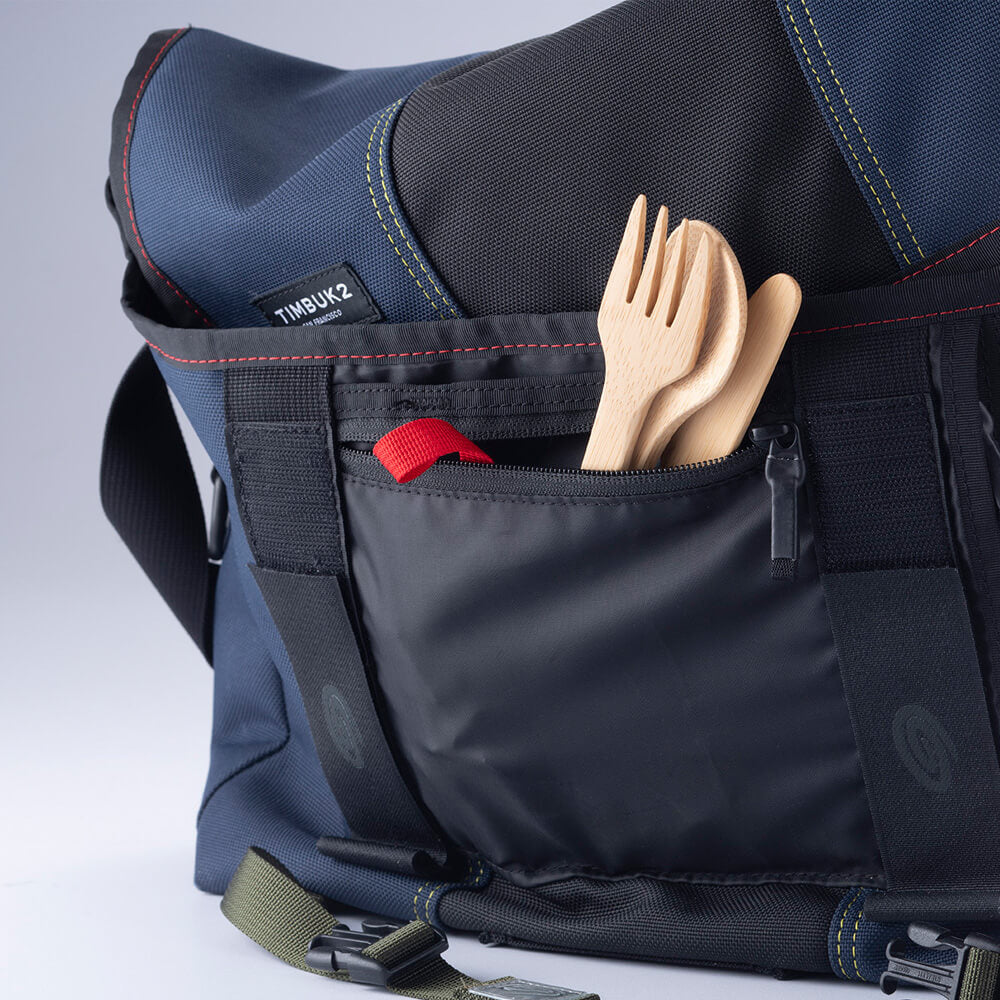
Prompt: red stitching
<box><xmin>143</xmin><ymin>294</ymin><xmax>1000</xmax><ymax>364</ymax></box>
<box><xmin>144</xmin><ymin>339</ymin><xmax>602</xmax><ymax>364</ymax></box>
<box><xmin>122</xmin><ymin>28</ymin><xmax>212</xmax><ymax>327</ymax></box>
<box><xmin>792</xmin><ymin>298</ymin><xmax>1000</xmax><ymax>337</ymax></box>
<box><xmin>894</xmin><ymin>224</ymin><xmax>1000</xmax><ymax>284</ymax></box>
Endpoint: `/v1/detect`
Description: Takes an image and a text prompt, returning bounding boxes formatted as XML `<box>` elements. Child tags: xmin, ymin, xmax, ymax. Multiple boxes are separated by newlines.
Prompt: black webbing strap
<box><xmin>794</xmin><ymin>321</ymin><xmax>1000</xmax><ymax>922</ymax></box>
<box><xmin>221</xmin><ymin>847</ymin><xmax>599</xmax><ymax>999</ymax></box>
<box><xmin>100</xmin><ymin>347</ymin><xmax>215</xmax><ymax>660</ymax></box>
<box><xmin>223</xmin><ymin>367</ymin><xmax>449</xmax><ymax>857</ymax></box>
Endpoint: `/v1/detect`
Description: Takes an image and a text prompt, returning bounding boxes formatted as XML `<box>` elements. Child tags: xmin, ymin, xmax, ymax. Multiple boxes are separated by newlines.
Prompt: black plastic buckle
<box><xmin>881</xmin><ymin>923</ymin><xmax>1000</xmax><ymax>999</ymax></box>
<box><xmin>305</xmin><ymin>918</ymin><xmax>448</xmax><ymax>986</ymax></box>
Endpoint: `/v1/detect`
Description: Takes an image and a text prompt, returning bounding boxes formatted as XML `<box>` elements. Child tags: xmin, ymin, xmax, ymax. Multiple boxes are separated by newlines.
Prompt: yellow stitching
<box><xmin>435</xmin><ymin>858</ymin><xmax>487</xmax><ymax>920</ymax></box>
<box><xmin>851</xmin><ymin>894</ymin><xmax>865</xmax><ymax>980</ymax></box>
<box><xmin>835</xmin><ymin>889</ymin><xmax>863</xmax><ymax>979</ymax></box>
<box><xmin>799</xmin><ymin>0</ymin><xmax>923</xmax><ymax>258</ymax></box>
<box><xmin>783</xmin><ymin>3</ymin><xmax>913</xmax><ymax>265</ymax></box>
<box><xmin>376</xmin><ymin>103</ymin><xmax>459</xmax><ymax>318</ymax></box>
<box><xmin>366</xmin><ymin>104</ymin><xmax>446</xmax><ymax>317</ymax></box>
<box><xmin>413</xmin><ymin>857</ymin><xmax>486</xmax><ymax>923</ymax></box>
<box><xmin>424</xmin><ymin>882</ymin><xmax>439</xmax><ymax>922</ymax></box>
<box><xmin>413</xmin><ymin>873</ymin><xmax>435</xmax><ymax>921</ymax></box>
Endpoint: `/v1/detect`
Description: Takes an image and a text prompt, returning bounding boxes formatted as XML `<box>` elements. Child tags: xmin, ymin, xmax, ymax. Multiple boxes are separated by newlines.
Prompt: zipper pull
<box><xmin>751</xmin><ymin>423</ymin><xmax>807</xmax><ymax>580</ymax></box>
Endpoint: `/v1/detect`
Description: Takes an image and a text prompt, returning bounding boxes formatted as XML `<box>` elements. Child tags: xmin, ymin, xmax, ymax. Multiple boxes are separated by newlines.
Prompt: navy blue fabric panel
<box><xmin>128</xmin><ymin>28</ymin><xmax>467</xmax><ymax>327</ymax></box>
<box><xmin>776</xmin><ymin>0</ymin><xmax>1000</xmax><ymax>268</ymax></box>
<box><xmin>826</xmin><ymin>889</ymin><xmax>957</xmax><ymax>983</ymax></box>
<box><xmin>152</xmin><ymin>361</ymin><xmax>229</xmax><ymax>475</ymax></box>
<box><xmin>199</xmin><ymin>539</ymin><xmax>287</xmax><ymax>820</ymax></box>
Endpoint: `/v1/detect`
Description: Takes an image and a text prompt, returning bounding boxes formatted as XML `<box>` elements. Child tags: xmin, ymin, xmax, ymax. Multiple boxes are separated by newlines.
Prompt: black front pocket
<box><xmin>338</xmin><ymin>446</ymin><xmax>879</xmax><ymax>884</ymax></box>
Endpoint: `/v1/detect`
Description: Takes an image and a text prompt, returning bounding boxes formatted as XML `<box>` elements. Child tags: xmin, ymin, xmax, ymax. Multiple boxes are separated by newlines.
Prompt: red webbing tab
<box><xmin>373</xmin><ymin>418</ymin><xmax>493</xmax><ymax>483</ymax></box>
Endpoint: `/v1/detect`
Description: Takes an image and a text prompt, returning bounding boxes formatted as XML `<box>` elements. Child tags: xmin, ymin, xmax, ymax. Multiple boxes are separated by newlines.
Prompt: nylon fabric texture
<box><xmin>121</xmin><ymin>28</ymin><xmax>467</xmax><ymax>327</ymax></box>
<box><xmin>775</xmin><ymin>0</ymin><xmax>1000</xmax><ymax>266</ymax></box>
<box><xmin>391</xmin><ymin>0</ymin><xmax>898</xmax><ymax>317</ymax></box>
<box><xmin>439</xmin><ymin>871</ymin><xmax>842</xmax><ymax>974</ymax></box>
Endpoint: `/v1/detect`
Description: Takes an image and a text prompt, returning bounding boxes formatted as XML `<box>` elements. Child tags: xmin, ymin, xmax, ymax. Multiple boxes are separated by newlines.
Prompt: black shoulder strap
<box><xmin>100</xmin><ymin>346</ymin><xmax>215</xmax><ymax>661</ymax></box>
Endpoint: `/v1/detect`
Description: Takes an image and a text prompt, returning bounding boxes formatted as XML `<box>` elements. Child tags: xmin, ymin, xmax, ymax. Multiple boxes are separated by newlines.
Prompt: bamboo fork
<box><xmin>582</xmin><ymin>195</ymin><xmax>715</xmax><ymax>471</ymax></box>
<box><xmin>631</xmin><ymin>220</ymin><xmax>747</xmax><ymax>469</ymax></box>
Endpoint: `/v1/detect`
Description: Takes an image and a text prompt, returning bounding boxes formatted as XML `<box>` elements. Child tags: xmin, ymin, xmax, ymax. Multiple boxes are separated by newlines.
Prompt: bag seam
<box><xmin>833</xmin><ymin>888</ymin><xmax>865</xmax><ymax>980</ymax></box>
<box><xmin>850</xmin><ymin>889</ymin><xmax>867</xmax><ymax>980</ymax></box>
<box><xmin>496</xmin><ymin>865</ymin><xmax>880</xmax><ymax>884</ymax></box>
<box><xmin>782</xmin><ymin>1</ymin><xmax>920</xmax><ymax>264</ymax></box>
<box><xmin>145</xmin><ymin>336</ymin><xmax>601</xmax><ymax>364</ymax></box>
<box><xmin>366</xmin><ymin>101</ymin><xmax>459</xmax><ymax>318</ymax></box>
<box><xmin>197</xmin><ymin>733</ymin><xmax>290</xmax><ymax>824</ymax></box>
<box><xmin>414</xmin><ymin>857</ymin><xmax>488</xmax><ymax>923</ymax></box>
<box><xmin>335</xmin><ymin>379</ymin><xmax>599</xmax><ymax>397</ymax></box>
<box><xmin>798</xmin><ymin>0</ymin><xmax>923</xmax><ymax>260</ymax></box>
<box><xmin>121</xmin><ymin>28</ymin><xmax>213</xmax><ymax>327</ymax></box>
<box><xmin>895</xmin><ymin>224</ymin><xmax>1000</xmax><ymax>285</ymax></box>
<box><xmin>794</xmin><ymin>299</ymin><xmax>1000</xmax><ymax>337</ymax></box>
<box><xmin>140</xmin><ymin>299</ymin><xmax>1000</xmax><ymax>366</ymax></box>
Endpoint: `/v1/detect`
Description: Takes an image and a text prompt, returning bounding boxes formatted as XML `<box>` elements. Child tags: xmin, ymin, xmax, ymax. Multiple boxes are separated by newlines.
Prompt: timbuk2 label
<box><xmin>253</xmin><ymin>263</ymin><xmax>382</xmax><ymax>327</ymax></box>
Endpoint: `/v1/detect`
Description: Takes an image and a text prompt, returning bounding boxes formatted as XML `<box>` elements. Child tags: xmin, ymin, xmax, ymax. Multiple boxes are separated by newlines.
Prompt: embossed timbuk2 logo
<box><xmin>892</xmin><ymin>704</ymin><xmax>957</xmax><ymax>793</ymax></box>
<box><xmin>469</xmin><ymin>981</ymin><xmax>591</xmax><ymax>1000</ymax></box>
<box><xmin>321</xmin><ymin>684</ymin><xmax>365</xmax><ymax>770</ymax></box>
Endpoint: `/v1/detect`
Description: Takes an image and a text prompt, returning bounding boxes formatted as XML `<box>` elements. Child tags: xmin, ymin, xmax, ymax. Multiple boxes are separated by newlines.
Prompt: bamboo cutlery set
<box><xmin>582</xmin><ymin>195</ymin><xmax>801</xmax><ymax>471</ymax></box>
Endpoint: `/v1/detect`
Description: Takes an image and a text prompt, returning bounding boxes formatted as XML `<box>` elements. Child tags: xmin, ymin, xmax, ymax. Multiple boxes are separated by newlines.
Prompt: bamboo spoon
<box><xmin>663</xmin><ymin>273</ymin><xmax>802</xmax><ymax>466</ymax></box>
<box><xmin>582</xmin><ymin>195</ymin><xmax>715</xmax><ymax>471</ymax></box>
<box><xmin>632</xmin><ymin>220</ymin><xmax>747</xmax><ymax>469</ymax></box>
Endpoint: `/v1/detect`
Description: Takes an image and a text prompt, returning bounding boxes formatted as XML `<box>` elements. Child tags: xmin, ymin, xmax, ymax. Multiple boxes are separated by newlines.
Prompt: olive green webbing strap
<box><xmin>221</xmin><ymin>848</ymin><xmax>599</xmax><ymax>1000</ymax></box>
<box><xmin>221</xmin><ymin>848</ymin><xmax>348</xmax><ymax>979</ymax></box>
<box><xmin>960</xmin><ymin>949</ymin><xmax>1000</xmax><ymax>1000</ymax></box>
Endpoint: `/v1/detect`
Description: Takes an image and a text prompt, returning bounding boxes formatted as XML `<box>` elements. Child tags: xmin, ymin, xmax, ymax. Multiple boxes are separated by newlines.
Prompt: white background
<box><xmin>1</xmin><ymin>2</ymin><xmax>852</xmax><ymax>996</ymax></box>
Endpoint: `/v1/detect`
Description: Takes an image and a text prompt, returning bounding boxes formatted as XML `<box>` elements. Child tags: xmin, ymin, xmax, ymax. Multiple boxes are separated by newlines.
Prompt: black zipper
<box><xmin>429</xmin><ymin>448</ymin><xmax>750</xmax><ymax>480</ymax></box>
<box><xmin>341</xmin><ymin>440</ymin><xmax>762</xmax><ymax>497</ymax></box>
<box><xmin>343</xmin><ymin>422</ymin><xmax>806</xmax><ymax>577</ymax></box>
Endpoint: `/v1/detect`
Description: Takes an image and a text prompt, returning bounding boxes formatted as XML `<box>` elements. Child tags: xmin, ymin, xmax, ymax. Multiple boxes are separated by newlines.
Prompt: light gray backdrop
<box><xmin>0</xmin><ymin>2</ymin><xmax>849</xmax><ymax>997</ymax></box>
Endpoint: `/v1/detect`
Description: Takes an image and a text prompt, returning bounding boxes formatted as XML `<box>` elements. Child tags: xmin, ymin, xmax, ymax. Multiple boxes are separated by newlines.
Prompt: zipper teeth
<box><xmin>433</xmin><ymin>447</ymin><xmax>754</xmax><ymax>477</ymax></box>
<box><xmin>346</xmin><ymin>443</ymin><xmax>759</xmax><ymax>478</ymax></box>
